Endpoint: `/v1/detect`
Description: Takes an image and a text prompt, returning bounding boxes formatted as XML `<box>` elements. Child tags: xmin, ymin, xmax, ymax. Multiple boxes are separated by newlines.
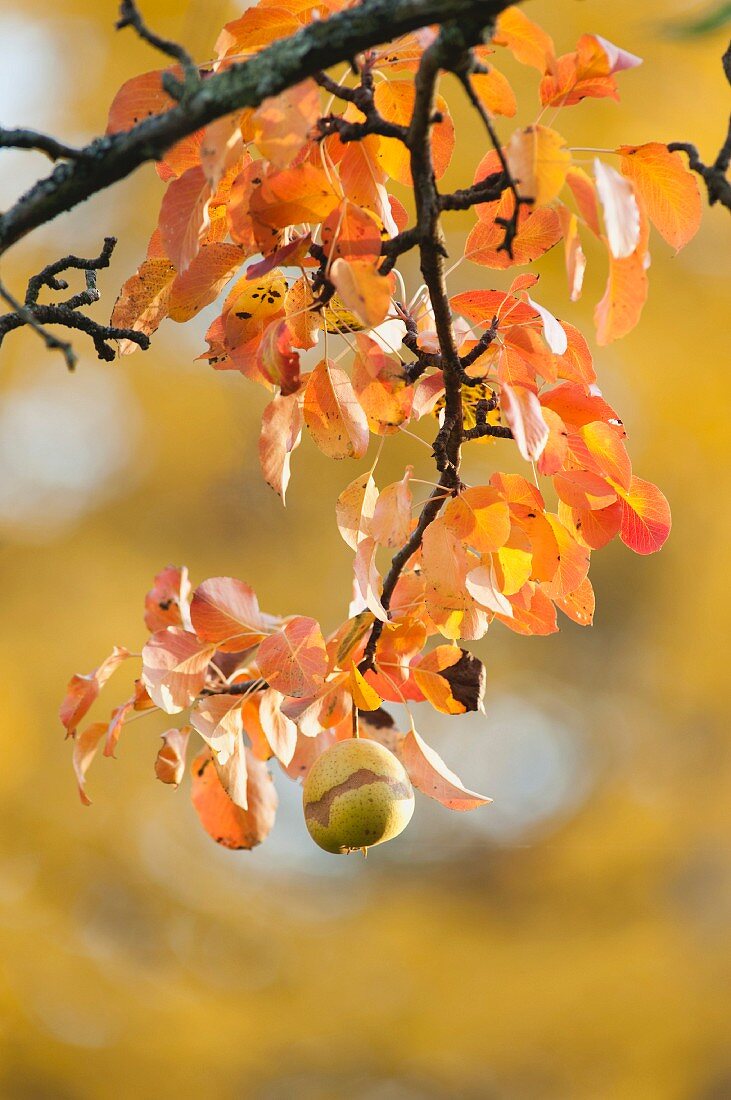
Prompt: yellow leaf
<box><xmin>506</xmin><ymin>125</ymin><xmax>571</xmax><ymax>206</ymax></box>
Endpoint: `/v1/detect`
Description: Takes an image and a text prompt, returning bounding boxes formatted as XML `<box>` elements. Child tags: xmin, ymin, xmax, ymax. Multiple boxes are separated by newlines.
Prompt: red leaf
<box><xmin>617</xmin><ymin>476</ymin><xmax>671</xmax><ymax>555</ymax></box>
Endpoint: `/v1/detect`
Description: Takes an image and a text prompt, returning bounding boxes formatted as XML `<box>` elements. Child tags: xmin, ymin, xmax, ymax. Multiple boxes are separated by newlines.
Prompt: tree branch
<box><xmin>0</xmin><ymin>237</ymin><xmax>149</xmax><ymax>368</ymax></box>
<box><xmin>0</xmin><ymin>0</ymin><xmax>514</xmax><ymax>259</ymax></box>
<box><xmin>669</xmin><ymin>41</ymin><xmax>731</xmax><ymax>212</ymax></box>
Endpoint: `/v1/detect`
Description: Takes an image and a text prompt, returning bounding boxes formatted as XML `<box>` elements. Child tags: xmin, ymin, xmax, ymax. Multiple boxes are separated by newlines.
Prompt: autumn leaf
<box><xmin>400</xmin><ymin>726</ymin><xmax>492</xmax><ymax>811</ymax></box>
<box><xmin>617</xmin><ymin>142</ymin><xmax>702</xmax><ymax>251</ymax></box>
<box><xmin>501</xmin><ymin>385</ymin><xmax>550</xmax><ymax>462</ymax></box>
<box><xmin>413</xmin><ymin>645</ymin><xmax>486</xmax><ymax>715</ymax></box>
<box><xmin>144</xmin><ymin>565</ymin><xmax>192</xmax><ymax>633</ymax></box>
<box><xmin>155</xmin><ymin>727</ymin><xmax>191</xmax><ymax>787</ymax></box>
<box><xmin>336</xmin><ymin>472</ymin><xmax>379</xmax><ymax>551</ymax></box>
<box><xmin>191</xmin><ymin>577</ymin><xmax>270</xmax><ymax>652</ymax></box>
<box><xmin>616</xmin><ymin>476</ymin><xmax>672</xmax><ymax>554</ymax></box>
<box><xmin>258</xmin><ymin>688</ymin><xmax>298</xmax><ymax>766</ymax></box>
<box><xmin>594</xmin><ymin>158</ymin><xmax>641</xmax><ymax>259</ymax></box>
<box><xmin>304</xmin><ymin>359</ymin><xmax>370</xmax><ymax>460</ymax></box>
<box><xmin>329</xmin><ymin>259</ymin><xmax>392</xmax><ymax>328</ymax></box>
<box><xmin>141</xmin><ymin>628</ymin><xmax>215</xmax><ymax>714</ymax></box>
<box><xmin>190</xmin><ymin>747</ymin><xmax>277</xmax><ymax>850</ymax></box>
<box><xmin>506</xmin><ymin>125</ymin><xmax>571</xmax><ymax>206</ymax></box>
<box><xmin>493</xmin><ymin>8</ymin><xmax>556</xmax><ymax>73</ymax></box>
<box><xmin>257</xmin><ymin>616</ymin><xmax>328</xmax><ymax>698</ymax></box>
<box><xmin>72</xmin><ymin>722</ymin><xmax>108</xmax><ymax>806</ymax></box>
<box><xmin>258</xmin><ymin>392</ymin><xmax>303</xmax><ymax>503</ymax></box>
<box><xmin>369</xmin><ymin>468</ymin><xmax>413</xmax><ymax>548</ymax></box>
<box><xmin>189</xmin><ymin>694</ymin><xmax>245</xmax><ymax>765</ymax></box>
<box><xmin>60</xmin><ymin>646</ymin><xmax>131</xmax><ymax>735</ymax></box>
<box><xmin>443</xmin><ymin>486</ymin><xmax>511</xmax><ymax>553</ymax></box>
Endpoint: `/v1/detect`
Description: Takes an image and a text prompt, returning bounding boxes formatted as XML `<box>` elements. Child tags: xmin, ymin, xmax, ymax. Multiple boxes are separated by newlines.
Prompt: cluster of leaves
<box><xmin>63</xmin><ymin>3</ymin><xmax>701</xmax><ymax>850</ymax></box>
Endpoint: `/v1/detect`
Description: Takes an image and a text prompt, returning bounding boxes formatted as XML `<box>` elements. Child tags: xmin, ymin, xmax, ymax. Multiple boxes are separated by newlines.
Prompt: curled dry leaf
<box><xmin>144</xmin><ymin>565</ymin><xmax>192</xmax><ymax>633</ymax></box>
<box><xmin>155</xmin><ymin>727</ymin><xmax>191</xmax><ymax>787</ymax></box>
<box><xmin>72</xmin><ymin>722</ymin><xmax>108</xmax><ymax>806</ymax></box>
<box><xmin>413</xmin><ymin>645</ymin><xmax>486</xmax><ymax>715</ymax></box>
<box><xmin>501</xmin><ymin>385</ymin><xmax>550</xmax><ymax>462</ymax></box>
<box><xmin>60</xmin><ymin>646</ymin><xmax>131</xmax><ymax>736</ymax></box>
<box><xmin>259</xmin><ymin>392</ymin><xmax>303</xmax><ymax>504</ymax></box>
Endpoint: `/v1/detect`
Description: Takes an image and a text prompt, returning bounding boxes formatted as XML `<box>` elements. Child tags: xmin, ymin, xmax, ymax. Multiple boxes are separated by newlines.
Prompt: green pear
<box><xmin>302</xmin><ymin>738</ymin><xmax>414</xmax><ymax>854</ymax></box>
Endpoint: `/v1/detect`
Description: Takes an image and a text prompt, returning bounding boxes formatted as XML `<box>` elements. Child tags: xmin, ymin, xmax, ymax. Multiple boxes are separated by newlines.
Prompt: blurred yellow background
<box><xmin>1</xmin><ymin>1</ymin><xmax>730</xmax><ymax>1096</ymax></box>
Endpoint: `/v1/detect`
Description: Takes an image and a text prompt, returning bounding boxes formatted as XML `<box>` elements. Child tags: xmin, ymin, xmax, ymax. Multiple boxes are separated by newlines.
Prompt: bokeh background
<box><xmin>1</xmin><ymin>1</ymin><xmax>730</xmax><ymax>1096</ymax></box>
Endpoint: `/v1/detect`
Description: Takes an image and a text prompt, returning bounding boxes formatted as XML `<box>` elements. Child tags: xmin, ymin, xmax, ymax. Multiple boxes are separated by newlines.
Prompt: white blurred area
<box><xmin>0</xmin><ymin>368</ymin><xmax>143</xmax><ymax>539</ymax></box>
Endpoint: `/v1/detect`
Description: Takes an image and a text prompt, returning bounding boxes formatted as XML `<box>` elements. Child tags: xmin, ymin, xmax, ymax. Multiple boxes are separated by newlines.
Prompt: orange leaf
<box><xmin>304</xmin><ymin>359</ymin><xmax>370</xmax><ymax>460</ymax></box>
<box><xmin>258</xmin><ymin>392</ymin><xmax>303</xmax><ymax>503</ymax></box>
<box><xmin>541</xmin><ymin>515</ymin><xmax>591</xmax><ymax>599</ymax></box>
<box><xmin>110</xmin><ymin>258</ymin><xmax>176</xmax><ymax>354</ymax></box>
<box><xmin>155</xmin><ymin>727</ymin><xmax>191</xmax><ymax>787</ymax></box>
<box><xmin>257</xmin><ymin>616</ymin><xmax>328</xmax><ymax>698</ymax></box>
<box><xmin>252</xmin><ymin>80</ymin><xmax>320</xmax><ymax>168</ymax></box>
<box><xmin>336</xmin><ymin>472</ymin><xmax>378</xmax><ymax>550</ymax></box>
<box><xmin>413</xmin><ymin>646</ymin><xmax>486</xmax><ymax>714</ymax></box>
<box><xmin>257</xmin><ymin>319</ymin><xmax>301</xmax><ymax>394</ymax></box>
<box><xmin>493</xmin><ymin>8</ymin><xmax>556</xmax><ymax>73</ymax></box>
<box><xmin>617</xmin><ymin>476</ymin><xmax>671</xmax><ymax>555</ymax></box>
<box><xmin>158</xmin><ymin>165</ymin><xmax>212</xmax><ymax>273</ymax></box>
<box><xmin>553</xmin><ymin>576</ymin><xmax>595</xmax><ymax>626</ymax></box>
<box><xmin>617</xmin><ymin>142</ymin><xmax>702</xmax><ymax>251</ymax></box>
<box><xmin>352</xmin><ymin>334</ymin><xmax>412</xmax><ymax>434</ymax></box>
<box><xmin>60</xmin><ymin>646</ymin><xmax>131</xmax><ymax>735</ymax></box>
<box><xmin>444</xmin><ymin>486</ymin><xmax>511</xmax><ymax>553</ymax></box>
<box><xmin>400</xmin><ymin>727</ymin><xmax>491</xmax><ymax>811</ymax></box>
<box><xmin>470</xmin><ymin>67</ymin><xmax>517</xmax><ymax>117</ymax></box>
<box><xmin>72</xmin><ymin>722</ymin><xmax>108</xmax><ymax>806</ymax></box>
<box><xmin>321</xmin><ymin>202</ymin><xmax>383</xmax><ymax>263</ymax></box>
<box><xmin>329</xmin><ymin>259</ymin><xmax>392</xmax><ymax>328</ymax></box>
<box><xmin>106</xmin><ymin>68</ymin><xmax>178</xmax><ymax>133</ymax></box>
<box><xmin>141</xmin><ymin>628</ymin><xmax>215</xmax><ymax>713</ymax></box>
<box><xmin>506</xmin><ymin>125</ymin><xmax>570</xmax><ymax>206</ymax></box>
<box><xmin>370</xmin><ymin>468</ymin><xmax>413</xmax><ymax>548</ymax></box>
<box><xmin>421</xmin><ymin>518</ymin><xmax>471</xmax><ymax>639</ymax></box>
<box><xmin>191</xmin><ymin>577</ymin><xmax>270</xmax><ymax>652</ymax></box>
<box><xmin>190</xmin><ymin>746</ymin><xmax>277</xmax><ymax>850</ymax></box>
<box><xmin>374</xmin><ymin>83</ymin><xmax>454</xmax><ymax>184</ymax></box>
<box><xmin>167</xmin><ymin>242</ymin><xmax>243</xmax><ymax>323</ymax></box>
<box><xmin>466</xmin><ymin>192</ymin><xmax>562</xmax><ymax>269</ymax></box>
